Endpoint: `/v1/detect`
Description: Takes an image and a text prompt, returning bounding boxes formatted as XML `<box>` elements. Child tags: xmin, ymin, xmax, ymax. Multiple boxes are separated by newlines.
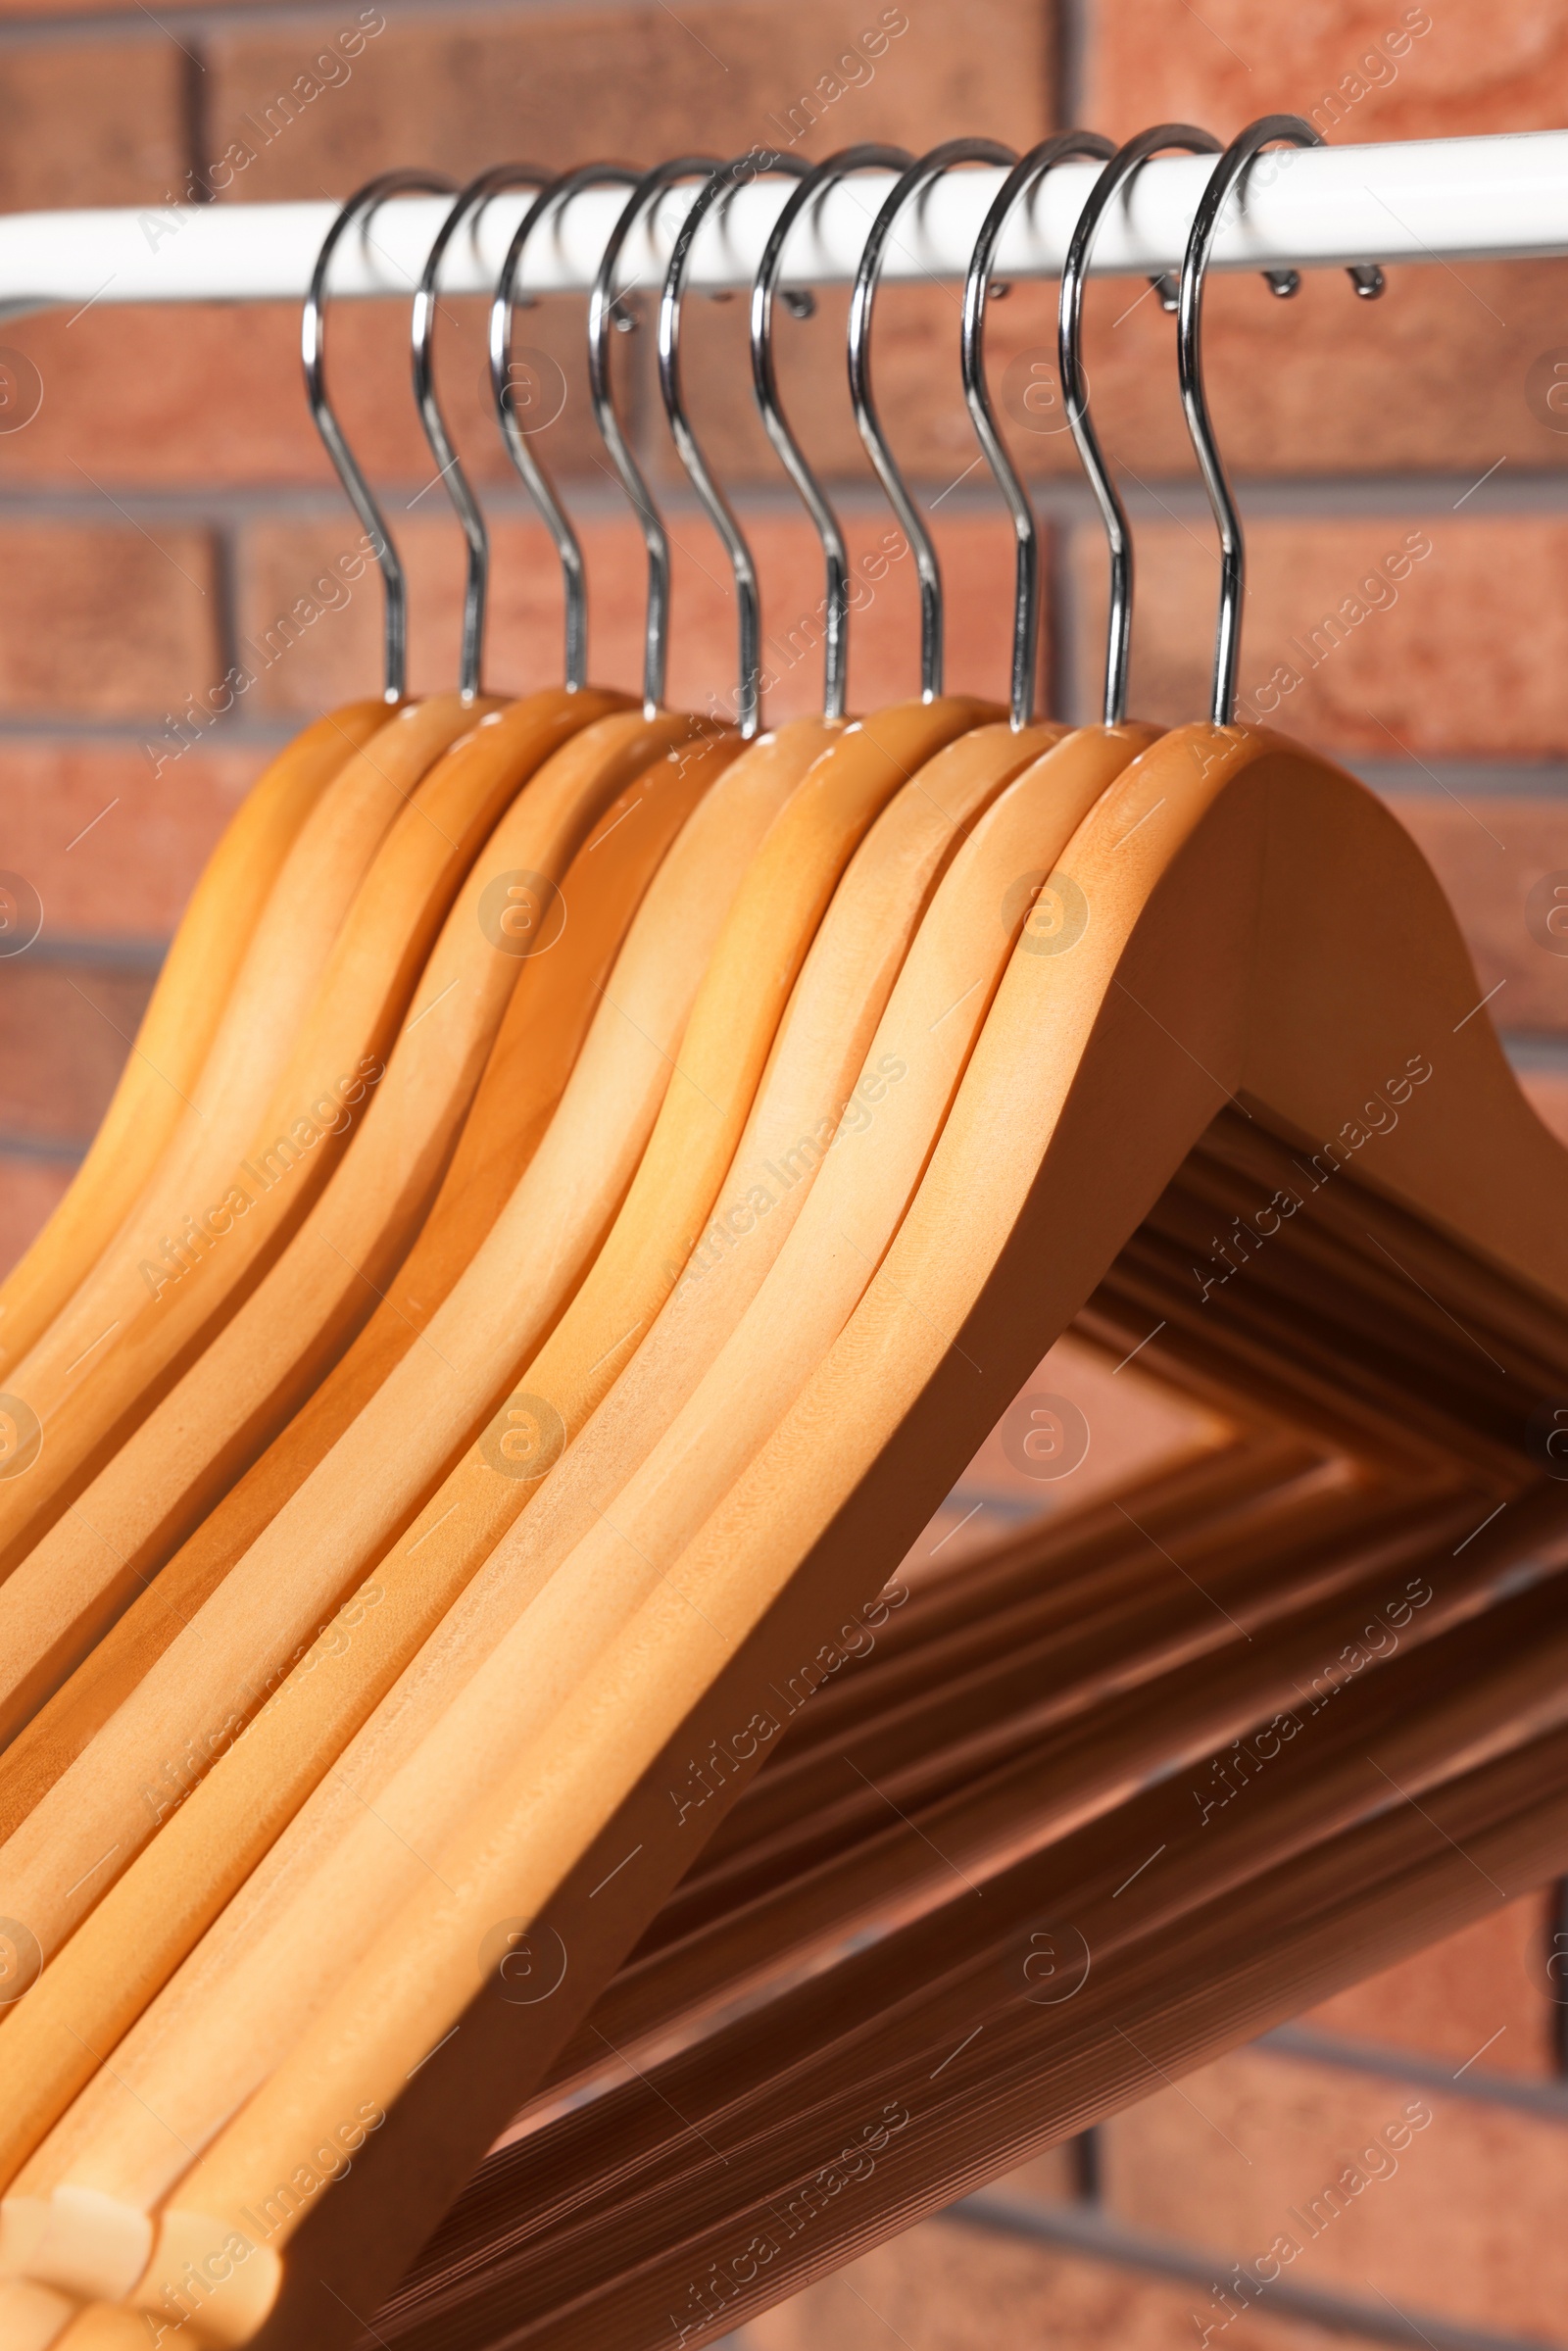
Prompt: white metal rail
<box><xmin>1</xmin><ymin>130</ymin><xmax>1566</xmax><ymax>317</ymax></box>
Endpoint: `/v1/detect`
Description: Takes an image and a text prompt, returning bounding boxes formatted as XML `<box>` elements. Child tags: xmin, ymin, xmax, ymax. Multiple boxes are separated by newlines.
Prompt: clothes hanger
<box><xmin>0</xmin><ymin>155</ymin><xmax>854</xmax><ymax>2085</ymax></box>
<box><xmin>374</xmin><ymin>1520</ymin><xmax>1568</xmax><ymax>2351</ymax></box>
<box><xmin>0</xmin><ymin>147</ymin><xmax>1073</xmax><ymax>2274</ymax></box>
<box><xmin>0</xmin><ymin>129</ymin><xmax>1147</xmax><ymax>2330</ymax></box>
<box><xmin>0</xmin><ymin>144</ymin><xmax>987</xmax><ymax>2228</ymax></box>
<box><xmin>0</xmin><ymin>163</ymin><xmax>761</xmax><ymax>1749</ymax></box>
<box><xmin>0</xmin><ymin>170</ymin><xmax>528</xmax><ymax>1572</ymax></box>
<box><xmin>0</xmin><ymin>701</ymin><xmax>391</xmax><ymax>1386</ymax></box>
<box><xmin>0</xmin><ymin>166</ymin><xmax>730</xmax><ymax>1827</ymax></box>
<box><xmin>104</xmin><ymin>122</ymin><xmax>1568</xmax><ymax>2349</ymax></box>
<box><xmin>242</xmin><ymin>137</ymin><xmax>1174</xmax><ymax>1961</ymax></box>
<box><xmin>0</xmin><ymin>131</ymin><xmax>1164</xmax><ymax>2334</ymax></box>
<box><xmin>8</xmin><ymin>136</ymin><xmax>988</xmax><ymax>1946</ymax></box>
<box><xmin>0</xmin><ymin>151</ymin><xmax>1029</xmax><ymax>2331</ymax></box>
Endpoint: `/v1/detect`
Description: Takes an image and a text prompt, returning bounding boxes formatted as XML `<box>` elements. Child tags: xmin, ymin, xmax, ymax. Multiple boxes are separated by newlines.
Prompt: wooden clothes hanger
<box><xmin>0</xmin><ymin>160</ymin><xmax>827</xmax><ymax>1746</ymax></box>
<box><xmin>0</xmin><ymin>131</ymin><xmax>1156</xmax><ymax>2333</ymax></box>
<box><xmin>0</xmin><ymin>700</ymin><xmax>390</xmax><ymax>1384</ymax></box>
<box><xmin>0</xmin><ymin>132</ymin><xmax>1110</xmax><ymax>2329</ymax></box>
<box><xmin>0</xmin><ymin>144</ymin><xmax>1028</xmax><ymax>2280</ymax></box>
<box><xmin>0</xmin><ymin>158</ymin><xmax>1007</xmax><ymax>2180</ymax></box>
<box><xmin>78</xmin><ymin>123</ymin><xmax>1568</xmax><ymax>2347</ymax></box>
<box><xmin>365</xmin><ymin>1503</ymin><xmax>1568</xmax><ymax>2351</ymax></box>
<box><xmin>0</xmin><ymin>710</ymin><xmax>718</xmax><ymax>1819</ymax></box>
<box><xmin>0</xmin><ymin>173</ymin><xmax>559</xmax><ymax>1568</ymax></box>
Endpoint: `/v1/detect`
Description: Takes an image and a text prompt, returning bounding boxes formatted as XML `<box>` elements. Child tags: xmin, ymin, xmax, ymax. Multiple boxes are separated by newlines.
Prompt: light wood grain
<box><xmin>121</xmin><ymin>731</ymin><xmax>1568</xmax><ymax>2348</ymax></box>
<box><xmin>0</xmin><ymin>694</ymin><xmax>497</xmax><ymax>1570</ymax></box>
<box><xmin>0</xmin><ymin>709</ymin><xmax>707</xmax><ymax>1836</ymax></box>
<box><xmin>0</xmin><ymin>720</ymin><xmax>805</xmax><ymax>1986</ymax></box>
<box><xmin>0</xmin><ymin>705</ymin><xmax>389</xmax><ymax>1383</ymax></box>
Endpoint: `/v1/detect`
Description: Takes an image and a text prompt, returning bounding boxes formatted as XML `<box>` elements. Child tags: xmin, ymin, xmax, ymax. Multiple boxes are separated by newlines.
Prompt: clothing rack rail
<box><xmin>3</xmin><ymin>128</ymin><xmax>1567</xmax><ymax>318</ymax></box>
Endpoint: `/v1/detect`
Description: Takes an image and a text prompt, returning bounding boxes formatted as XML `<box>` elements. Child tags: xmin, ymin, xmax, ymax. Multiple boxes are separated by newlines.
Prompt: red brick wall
<box><xmin>2</xmin><ymin>1</ymin><xmax>1567</xmax><ymax>2342</ymax></box>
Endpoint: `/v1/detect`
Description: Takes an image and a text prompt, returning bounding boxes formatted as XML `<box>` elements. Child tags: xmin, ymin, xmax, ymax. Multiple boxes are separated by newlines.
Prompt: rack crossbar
<box><xmin>2</xmin><ymin>130</ymin><xmax>1565</xmax><ymax>318</ymax></box>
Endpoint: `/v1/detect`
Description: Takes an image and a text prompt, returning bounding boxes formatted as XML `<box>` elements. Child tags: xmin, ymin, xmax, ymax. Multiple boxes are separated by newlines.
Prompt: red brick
<box><xmin>1074</xmin><ymin>515</ymin><xmax>1568</xmax><ymax>761</ymax></box>
<box><xmin>0</xmin><ymin>0</ymin><xmax>270</xmax><ymax>12</ymax></box>
<box><xmin>0</xmin><ymin>738</ymin><xmax>261</xmax><ymax>940</ymax></box>
<box><xmin>1298</xmin><ymin>1890</ymin><xmax>1560</xmax><ymax>2077</ymax></box>
<box><xmin>233</xmin><ymin>504</ymin><xmax>1034</xmax><ymax>719</ymax></box>
<box><xmin>747</xmin><ymin>2213</ymin><xmax>1383</xmax><ymax>2350</ymax></box>
<box><xmin>0</xmin><ymin>522</ymin><xmax>220</xmax><ymax>721</ymax></box>
<box><xmin>1087</xmin><ymin>1</ymin><xmax>1568</xmax><ymax>145</ymax></box>
<box><xmin>0</xmin><ymin>41</ymin><xmax>189</xmax><ymax>209</ymax></box>
<box><xmin>0</xmin><ymin>958</ymin><xmax>154</xmax><ymax>1148</ymax></box>
<box><xmin>0</xmin><ymin>1158</ymin><xmax>71</xmax><ymax>1284</ymax></box>
<box><xmin>204</xmin><ymin>2</ymin><xmax>1053</xmax><ymax>204</ymax></box>
<box><xmin>1389</xmin><ymin>797</ymin><xmax>1568</xmax><ymax>1038</ymax></box>
<box><xmin>0</xmin><ymin>293</ymin><xmax>605</xmax><ymax>490</ymax></box>
<box><xmin>1101</xmin><ymin>2044</ymin><xmax>1568</xmax><ymax>2345</ymax></box>
<box><xmin>684</xmin><ymin>254</ymin><xmax>1568</xmax><ymax>489</ymax></box>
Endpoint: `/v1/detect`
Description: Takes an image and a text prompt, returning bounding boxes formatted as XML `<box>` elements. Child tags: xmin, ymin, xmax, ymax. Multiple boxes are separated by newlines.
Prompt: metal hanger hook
<box><xmin>849</xmin><ymin>137</ymin><xmax>1016</xmax><ymax>704</ymax></box>
<box><xmin>591</xmin><ymin>157</ymin><xmax>723</xmax><ymax>717</ymax></box>
<box><xmin>662</xmin><ymin>154</ymin><xmax>807</xmax><ymax>742</ymax></box>
<box><xmin>1058</xmin><ymin>125</ymin><xmax>1219</xmax><ymax>727</ymax></box>
<box><xmin>304</xmin><ymin>167</ymin><xmax>457</xmax><ymax>705</ymax></box>
<box><xmin>1180</xmin><ymin>114</ymin><xmax>1385</xmax><ymax>727</ymax></box>
<box><xmin>492</xmin><ymin>164</ymin><xmax>638</xmax><ymax>696</ymax></box>
<box><xmin>962</xmin><ymin>131</ymin><xmax>1114</xmax><ymax>731</ymax></box>
<box><xmin>415</xmin><ymin>164</ymin><xmax>552</xmax><ymax>702</ymax></box>
<box><xmin>752</xmin><ymin>143</ymin><xmax>912</xmax><ymax>723</ymax></box>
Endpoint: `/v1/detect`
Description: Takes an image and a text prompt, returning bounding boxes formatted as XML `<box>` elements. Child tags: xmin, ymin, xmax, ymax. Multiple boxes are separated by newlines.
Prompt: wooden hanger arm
<box><xmin>0</xmin><ymin>703</ymin><xmax>389</xmax><ymax>1379</ymax></box>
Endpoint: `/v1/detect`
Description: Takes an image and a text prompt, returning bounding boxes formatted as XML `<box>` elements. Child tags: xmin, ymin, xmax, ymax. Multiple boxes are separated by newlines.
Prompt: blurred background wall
<box><xmin>1</xmin><ymin>0</ymin><xmax>1567</xmax><ymax>2342</ymax></box>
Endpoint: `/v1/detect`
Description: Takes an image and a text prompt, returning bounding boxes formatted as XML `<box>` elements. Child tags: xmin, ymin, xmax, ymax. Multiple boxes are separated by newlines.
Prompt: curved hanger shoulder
<box><xmin>0</xmin><ymin>711</ymin><xmax>717</xmax><ymax>1843</ymax></box>
<box><xmin>0</xmin><ymin>692</ymin><xmax>490</xmax><ymax>1571</ymax></box>
<box><xmin>0</xmin><ymin>719</ymin><xmax>786</xmax><ymax>1986</ymax></box>
<box><xmin>0</xmin><ymin>692</ymin><xmax>664</xmax><ymax>1754</ymax></box>
<box><xmin>122</xmin><ymin>727</ymin><xmax>1568</xmax><ymax>2346</ymax></box>
<box><xmin>0</xmin><ymin>715</ymin><xmax>1066</xmax><ymax>2260</ymax></box>
<box><xmin>0</xmin><ymin>703</ymin><xmax>389</xmax><ymax>1380</ymax></box>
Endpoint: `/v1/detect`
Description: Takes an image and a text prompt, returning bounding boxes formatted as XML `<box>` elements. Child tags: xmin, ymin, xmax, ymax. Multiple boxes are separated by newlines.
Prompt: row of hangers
<box><xmin>0</xmin><ymin>110</ymin><xmax>1564</xmax><ymax>2351</ymax></box>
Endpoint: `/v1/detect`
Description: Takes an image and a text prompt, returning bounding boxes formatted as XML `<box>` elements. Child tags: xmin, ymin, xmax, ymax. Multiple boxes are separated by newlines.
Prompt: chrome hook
<box><xmin>849</xmin><ymin>137</ymin><xmax>1016</xmax><ymax>702</ymax></box>
<box><xmin>962</xmin><ymin>130</ymin><xmax>1115</xmax><ymax>730</ymax></box>
<box><xmin>1059</xmin><ymin>125</ymin><xmax>1220</xmax><ymax>726</ymax></box>
<box><xmin>414</xmin><ymin>164</ymin><xmax>552</xmax><ymax>702</ymax></box>
<box><xmin>591</xmin><ymin>157</ymin><xmax>722</xmax><ymax>716</ymax></box>
<box><xmin>491</xmin><ymin>164</ymin><xmax>638</xmax><ymax>694</ymax></box>
<box><xmin>1180</xmin><ymin>114</ymin><xmax>1385</xmax><ymax>725</ymax></box>
<box><xmin>662</xmin><ymin>154</ymin><xmax>808</xmax><ymax>741</ymax></box>
<box><xmin>753</xmin><ymin>142</ymin><xmax>913</xmax><ymax>722</ymax></box>
<box><xmin>304</xmin><ymin>168</ymin><xmax>456</xmax><ymax>703</ymax></box>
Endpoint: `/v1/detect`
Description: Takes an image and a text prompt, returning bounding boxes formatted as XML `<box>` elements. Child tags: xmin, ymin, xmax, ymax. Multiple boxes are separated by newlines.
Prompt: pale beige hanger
<box><xmin>0</xmin><ymin>701</ymin><xmax>390</xmax><ymax>1382</ymax></box>
<box><xmin>0</xmin><ymin>707</ymin><xmax>715</xmax><ymax>1829</ymax></box>
<box><xmin>0</xmin><ymin>699</ymin><xmax>748</xmax><ymax>1751</ymax></box>
<box><xmin>396</xmin><ymin>720</ymin><xmax>1159</xmax><ymax>1780</ymax></box>
<box><xmin>0</xmin><ymin>686</ymin><xmax>497</xmax><ymax>1574</ymax></box>
<box><xmin>0</xmin><ymin>717</ymin><xmax>817</xmax><ymax>1991</ymax></box>
<box><xmin>0</xmin><ymin>710</ymin><xmax>1070</xmax><ymax>2255</ymax></box>
<box><xmin>106</xmin><ymin>724</ymin><xmax>1568</xmax><ymax>2348</ymax></box>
